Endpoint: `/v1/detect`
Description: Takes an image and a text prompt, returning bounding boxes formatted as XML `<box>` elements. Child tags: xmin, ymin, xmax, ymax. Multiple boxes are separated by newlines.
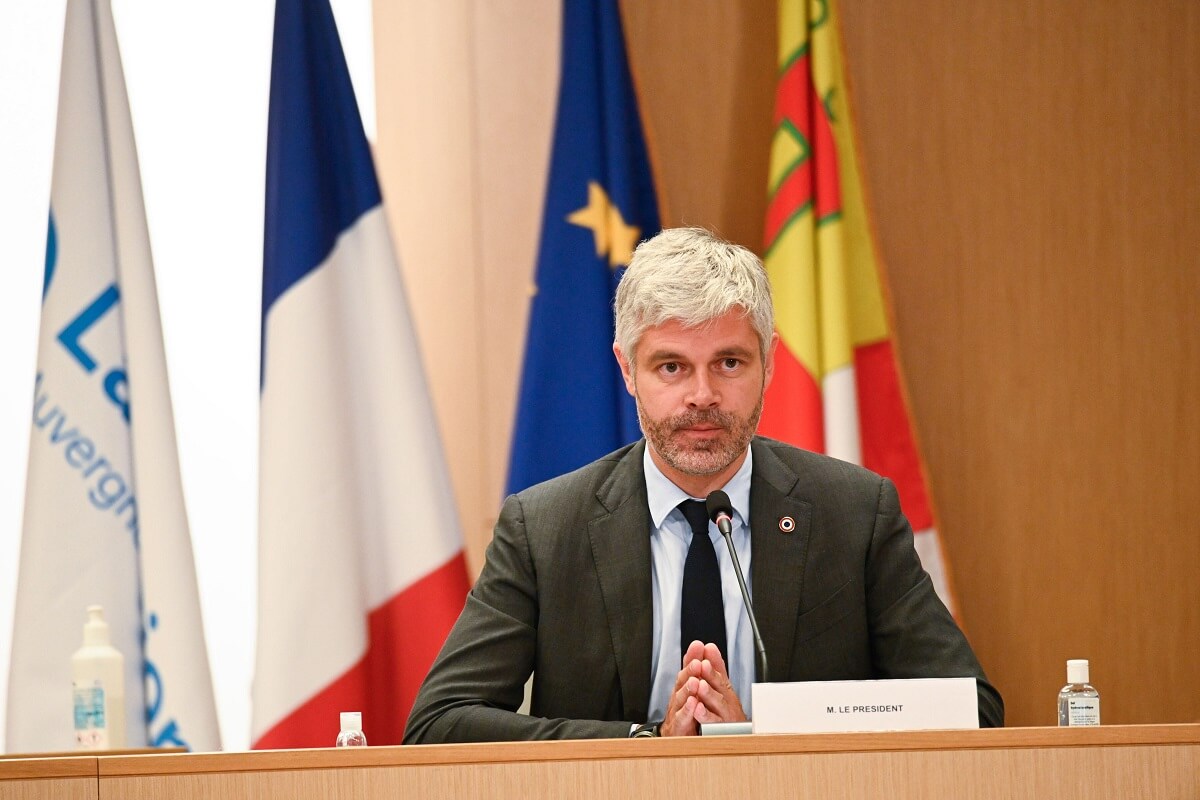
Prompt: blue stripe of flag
<box><xmin>262</xmin><ymin>0</ymin><xmax>380</xmax><ymax>339</ymax></box>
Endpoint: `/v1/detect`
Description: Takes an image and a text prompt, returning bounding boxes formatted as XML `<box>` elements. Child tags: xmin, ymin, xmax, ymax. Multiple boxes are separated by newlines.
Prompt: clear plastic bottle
<box><xmin>336</xmin><ymin>711</ymin><xmax>368</xmax><ymax>747</ymax></box>
<box><xmin>1057</xmin><ymin>659</ymin><xmax>1100</xmax><ymax>726</ymax></box>
<box><xmin>72</xmin><ymin>605</ymin><xmax>126</xmax><ymax>750</ymax></box>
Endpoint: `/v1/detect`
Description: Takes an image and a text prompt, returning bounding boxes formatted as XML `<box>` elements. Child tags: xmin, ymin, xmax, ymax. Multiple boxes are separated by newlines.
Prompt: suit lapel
<box><xmin>587</xmin><ymin>442</ymin><xmax>654</xmax><ymax>721</ymax></box>
<box><xmin>749</xmin><ymin>438</ymin><xmax>813</xmax><ymax>682</ymax></box>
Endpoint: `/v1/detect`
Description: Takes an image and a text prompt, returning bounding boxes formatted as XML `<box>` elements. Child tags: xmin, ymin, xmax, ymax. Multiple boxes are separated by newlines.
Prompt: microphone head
<box><xmin>705</xmin><ymin>490</ymin><xmax>734</xmax><ymax>523</ymax></box>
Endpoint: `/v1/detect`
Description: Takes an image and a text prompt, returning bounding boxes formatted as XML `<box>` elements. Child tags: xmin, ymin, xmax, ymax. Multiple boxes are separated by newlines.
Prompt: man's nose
<box><xmin>686</xmin><ymin>371</ymin><xmax>719</xmax><ymax>408</ymax></box>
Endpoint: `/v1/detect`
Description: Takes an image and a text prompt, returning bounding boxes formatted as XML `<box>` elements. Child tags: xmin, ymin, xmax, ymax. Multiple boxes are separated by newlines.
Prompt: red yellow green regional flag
<box><xmin>758</xmin><ymin>0</ymin><xmax>956</xmax><ymax>610</ymax></box>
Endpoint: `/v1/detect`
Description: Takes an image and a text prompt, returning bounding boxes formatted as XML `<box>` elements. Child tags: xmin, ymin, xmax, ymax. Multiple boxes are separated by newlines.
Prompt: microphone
<box><xmin>705</xmin><ymin>490</ymin><xmax>768</xmax><ymax>683</ymax></box>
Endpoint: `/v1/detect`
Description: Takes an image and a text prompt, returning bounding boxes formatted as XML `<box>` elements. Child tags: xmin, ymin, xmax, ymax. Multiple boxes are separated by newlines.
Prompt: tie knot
<box><xmin>678</xmin><ymin>499</ymin><xmax>710</xmax><ymax>537</ymax></box>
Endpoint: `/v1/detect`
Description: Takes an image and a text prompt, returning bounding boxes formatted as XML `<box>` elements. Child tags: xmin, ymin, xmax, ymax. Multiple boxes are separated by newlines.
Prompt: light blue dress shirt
<box><xmin>643</xmin><ymin>446</ymin><xmax>754</xmax><ymax>723</ymax></box>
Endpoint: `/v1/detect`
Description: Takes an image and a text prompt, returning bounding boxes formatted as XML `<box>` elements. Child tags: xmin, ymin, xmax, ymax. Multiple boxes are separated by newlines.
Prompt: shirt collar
<box><xmin>643</xmin><ymin>442</ymin><xmax>753</xmax><ymax>530</ymax></box>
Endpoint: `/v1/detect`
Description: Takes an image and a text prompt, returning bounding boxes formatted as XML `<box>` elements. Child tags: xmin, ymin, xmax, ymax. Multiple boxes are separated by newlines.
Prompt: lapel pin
<box><xmin>778</xmin><ymin>516</ymin><xmax>795</xmax><ymax>533</ymax></box>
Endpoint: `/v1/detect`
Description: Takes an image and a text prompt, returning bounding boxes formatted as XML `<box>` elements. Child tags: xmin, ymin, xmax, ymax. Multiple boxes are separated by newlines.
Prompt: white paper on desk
<box><xmin>751</xmin><ymin>677</ymin><xmax>978</xmax><ymax>734</ymax></box>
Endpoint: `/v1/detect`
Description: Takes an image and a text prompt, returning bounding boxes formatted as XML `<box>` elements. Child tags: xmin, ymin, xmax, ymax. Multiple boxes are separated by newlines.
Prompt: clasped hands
<box><xmin>660</xmin><ymin>640</ymin><xmax>747</xmax><ymax>736</ymax></box>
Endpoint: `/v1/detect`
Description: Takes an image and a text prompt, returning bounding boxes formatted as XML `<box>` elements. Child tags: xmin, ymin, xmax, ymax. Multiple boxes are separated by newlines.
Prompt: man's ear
<box><xmin>613</xmin><ymin>343</ymin><xmax>636</xmax><ymax>397</ymax></box>
<box><xmin>763</xmin><ymin>331</ymin><xmax>779</xmax><ymax>391</ymax></box>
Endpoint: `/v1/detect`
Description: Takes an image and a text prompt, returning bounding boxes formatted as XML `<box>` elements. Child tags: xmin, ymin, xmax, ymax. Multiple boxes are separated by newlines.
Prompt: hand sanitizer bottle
<box><xmin>72</xmin><ymin>605</ymin><xmax>126</xmax><ymax>749</ymax></box>
<box><xmin>1057</xmin><ymin>659</ymin><xmax>1100</xmax><ymax>726</ymax></box>
<box><xmin>336</xmin><ymin>711</ymin><xmax>368</xmax><ymax>747</ymax></box>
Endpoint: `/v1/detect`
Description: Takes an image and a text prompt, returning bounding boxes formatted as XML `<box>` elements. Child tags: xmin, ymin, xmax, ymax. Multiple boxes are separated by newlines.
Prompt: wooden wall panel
<box><xmin>372</xmin><ymin>0</ymin><xmax>487</xmax><ymax>574</ymax></box>
<box><xmin>374</xmin><ymin>0</ymin><xmax>1199</xmax><ymax>729</ymax></box>
<box><xmin>834</xmin><ymin>0</ymin><xmax>1200</xmax><ymax>726</ymax></box>
<box><xmin>620</xmin><ymin>1</ymin><xmax>776</xmax><ymax>246</ymax></box>
<box><xmin>372</xmin><ymin>0</ymin><xmax>559</xmax><ymax>576</ymax></box>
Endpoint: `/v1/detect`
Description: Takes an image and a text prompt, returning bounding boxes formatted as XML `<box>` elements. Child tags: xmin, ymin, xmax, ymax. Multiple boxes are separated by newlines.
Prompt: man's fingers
<box><xmin>663</xmin><ymin>641</ymin><xmax>745</xmax><ymax>733</ymax></box>
<box><xmin>663</xmin><ymin>695</ymin><xmax>699</xmax><ymax>737</ymax></box>
<box><xmin>702</xmin><ymin>642</ymin><xmax>731</xmax><ymax>679</ymax></box>
<box><xmin>683</xmin><ymin>640</ymin><xmax>707</xmax><ymax>668</ymax></box>
<box><xmin>693</xmin><ymin>675</ymin><xmax>748</xmax><ymax>723</ymax></box>
<box><xmin>693</xmin><ymin>688</ymin><xmax>715</xmax><ymax>723</ymax></box>
<box><xmin>700</xmin><ymin>658</ymin><xmax>734</xmax><ymax>692</ymax></box>
<box><xmin>671</xmin><ymin>664</ymin><xmax>691</xmax><ymax>693</ymax></box>
<box><xmin>694</xmin><ymin>679</ymin><xmax>728</xmax><ymax>717</ymax></box>
<box><xmin>673</xmin><ymin>677</ymin><xmax>693</xmax><ymax>706</ymax></box>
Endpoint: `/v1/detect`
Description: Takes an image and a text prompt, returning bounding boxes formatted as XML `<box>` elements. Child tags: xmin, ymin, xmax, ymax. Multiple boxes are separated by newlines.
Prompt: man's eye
<box><xmin>722</xmin><ymin>358</ymin><xmax>741</xmax><ymax>370</ymax></box>
<box><xmin>661</xmin><ymin>363</ymin><xmax>679</xmax><ymax>374</ymax></box>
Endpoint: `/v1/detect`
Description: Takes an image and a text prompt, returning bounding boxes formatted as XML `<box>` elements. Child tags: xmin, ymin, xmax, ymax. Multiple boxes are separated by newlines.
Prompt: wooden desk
<box><xmin>0</xmin><ymin>756</ymin><xmax>95</xmax><ymax>800</ymax></box>
<box><xmin>4</xmin><ymin>724</ymin><xmax>1198</xmax><ymax>799</ymax></box>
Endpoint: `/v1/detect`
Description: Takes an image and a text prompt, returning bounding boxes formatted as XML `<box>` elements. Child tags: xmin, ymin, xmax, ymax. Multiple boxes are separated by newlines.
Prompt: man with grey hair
<box><xmin>405</xmin><ymin>228</ymin><xmax>1002</xmax><ymax>743</ymax></box>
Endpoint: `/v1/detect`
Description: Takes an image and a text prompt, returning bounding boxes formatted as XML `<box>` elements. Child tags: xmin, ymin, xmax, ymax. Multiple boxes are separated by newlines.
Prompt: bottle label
<box><xmin>73</xmin><ymin>682</ymin><xmax>110</xmax><ymax>748</ymax></box>
<box><xmin>1067</xmin><ymin>696</ymin><xmax>1100</xmax><ymax>726</ymax></box>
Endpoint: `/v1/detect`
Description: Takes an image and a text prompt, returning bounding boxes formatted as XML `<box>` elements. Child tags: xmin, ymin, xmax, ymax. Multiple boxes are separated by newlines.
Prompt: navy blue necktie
<box><xmin>679</xmin><ymin>499</ymin><xmax>726</xmax><ymax>661</ymax></box>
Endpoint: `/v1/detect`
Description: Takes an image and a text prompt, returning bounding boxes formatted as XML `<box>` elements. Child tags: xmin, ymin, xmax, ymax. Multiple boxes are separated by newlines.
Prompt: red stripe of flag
<box><xmin>854</xmin><ymin>340</ymin><xmax>933</xmax><ymax>530</ymax></box>
<box><xmin>252</xmin><ymin>554</ymin><xmax>470</xmax><ymax>749</ymax></box>
<box><xmin>760</xmin><ymin>341</ymin><xmax>825</xmax><ymax>453</ymax></box>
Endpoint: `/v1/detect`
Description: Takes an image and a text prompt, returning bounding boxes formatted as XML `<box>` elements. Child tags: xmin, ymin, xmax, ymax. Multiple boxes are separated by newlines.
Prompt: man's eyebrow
<box><xmin>642</xmin><ymin>345</ymin><xmax>757</xmax><ymax>362</ymax></box>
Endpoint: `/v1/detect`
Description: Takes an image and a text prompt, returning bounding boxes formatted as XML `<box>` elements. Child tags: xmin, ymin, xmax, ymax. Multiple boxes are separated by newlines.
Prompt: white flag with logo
<box><xmin>5</xmin><ymin>0</ymin><xmax>220</xmax><ymax>753</ymax></box>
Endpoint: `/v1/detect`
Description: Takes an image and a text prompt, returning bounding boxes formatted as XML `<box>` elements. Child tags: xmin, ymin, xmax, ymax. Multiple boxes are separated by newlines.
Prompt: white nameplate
<box><xmin>752</xmin><ymin>677</ymin><xmax>978</xmax><ymax>734</ymax></box>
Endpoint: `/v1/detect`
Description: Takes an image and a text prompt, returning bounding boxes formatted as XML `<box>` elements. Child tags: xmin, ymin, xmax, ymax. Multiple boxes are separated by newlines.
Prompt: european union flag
<box><xmin>506</xmin><ymin>0</ymin><xmax>661</xmax><ymax>495</ymax></box>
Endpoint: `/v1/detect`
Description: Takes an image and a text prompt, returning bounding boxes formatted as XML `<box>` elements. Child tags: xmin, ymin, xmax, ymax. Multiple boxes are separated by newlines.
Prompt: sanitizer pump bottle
<box><xmin>72</xmin><ymin>605</ymin><xmax>126</xmax><ymax>749</ymax></box>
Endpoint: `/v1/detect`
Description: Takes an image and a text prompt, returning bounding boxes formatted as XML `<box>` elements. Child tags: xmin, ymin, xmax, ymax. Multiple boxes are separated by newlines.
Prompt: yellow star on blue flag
<box><xmin>567</xmin><ymin>181</ymin><xmax>641</xmax><ymax>268</ymax></box>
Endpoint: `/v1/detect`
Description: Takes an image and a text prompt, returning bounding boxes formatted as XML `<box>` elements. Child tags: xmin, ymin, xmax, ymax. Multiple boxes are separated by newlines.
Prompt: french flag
<box><xmin>251</xmin><ymin>0</ymin><xmax>470</xmax><ymax>748</ymax></box>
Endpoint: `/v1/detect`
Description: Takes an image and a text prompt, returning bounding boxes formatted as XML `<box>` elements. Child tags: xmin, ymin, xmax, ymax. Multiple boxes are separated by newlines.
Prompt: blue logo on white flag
<box><xmin>44</xmin><ymin>211</ymin><xmax>58</xmax><ymax>300</ymax></box>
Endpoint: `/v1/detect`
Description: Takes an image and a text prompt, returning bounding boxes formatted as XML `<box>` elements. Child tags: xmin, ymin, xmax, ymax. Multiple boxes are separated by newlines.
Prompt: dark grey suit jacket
<box><xmin>404</xmin><ymin>437</ymin><xmax>1003</xmax><ymax>743</ymax></box>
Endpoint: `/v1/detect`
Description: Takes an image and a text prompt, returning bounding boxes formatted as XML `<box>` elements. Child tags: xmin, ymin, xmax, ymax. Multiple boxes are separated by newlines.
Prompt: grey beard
<box><xmin>636</xmin><ymin>399</ymin><xmax>762</xmax><ymax>477</ymax></box>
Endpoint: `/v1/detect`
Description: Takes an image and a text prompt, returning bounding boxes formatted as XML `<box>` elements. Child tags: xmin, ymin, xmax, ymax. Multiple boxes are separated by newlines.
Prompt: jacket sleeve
<box><xmin>865</xmin><ymin>478</ymin><xmax>1005</xmax><ymax>728</ymax></box>
<box><xmin>403</xmin><ymin>493</ymin><xmax>632</xmax><ymax>743</ymax></box>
